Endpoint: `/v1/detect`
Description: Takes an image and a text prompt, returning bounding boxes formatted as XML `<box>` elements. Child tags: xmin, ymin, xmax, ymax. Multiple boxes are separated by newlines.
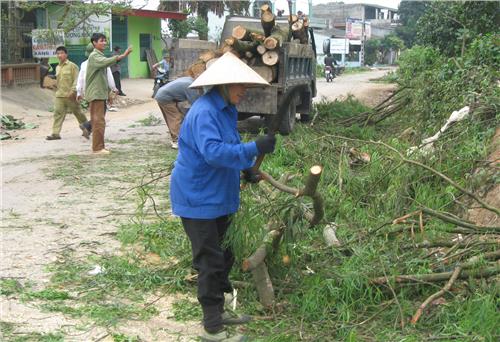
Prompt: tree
<box><xmin>365</xmin><ymin>34</ymin><xmax>404</xmax><ymax>65</ymax></box>
<box><xmin>395</xmin><ymin>0</ymin><xmax>427</xmax><ymax>48</ymax></box>
<box><xmin>160</xmin><ymin>1</ymin><xmax>250</xmax><ymax>40</ymax></box>
<box><xmin>416</xmin><ymin>1</ymin><xmax>500</xmax><ymax>57</ymax></box>
<box><xmin>17</xmin><ymin>0</ymin><xmax>131</xmax><ymax>34</ymax></box>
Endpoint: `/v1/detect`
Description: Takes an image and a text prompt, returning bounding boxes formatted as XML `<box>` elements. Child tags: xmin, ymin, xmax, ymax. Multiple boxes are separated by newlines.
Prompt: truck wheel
<box><xmin>300</xmin><ymin>114</ymin><xmax>311</xmax><ymax>123</ymax></box>
<box><xmin>279</xmin><ymin>97</ymin><xmax>296</xmax><ymax>135</ymax></box>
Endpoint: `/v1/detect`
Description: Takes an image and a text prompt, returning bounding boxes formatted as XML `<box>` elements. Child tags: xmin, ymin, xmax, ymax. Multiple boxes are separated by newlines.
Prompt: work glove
<box><xmin>255</xmin><ymin>134</ymin><xmax>276</xmax><ymax>154</ymax></box>
<box><xmin>242</xmin><ymin>168</ymin><xmax>260</xmax><ymax>183</ymax></box>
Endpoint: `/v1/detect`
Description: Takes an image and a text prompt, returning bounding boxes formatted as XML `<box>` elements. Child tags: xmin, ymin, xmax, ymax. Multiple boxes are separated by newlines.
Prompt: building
<box><xmin>312</xmin><ymin>2</ymin><xmax>399</xmax><ymax>67</ymax></box>
<box><xmin>1</xmin><ymin>2</ymin><xmax>186</xmax><ymax>86</ymax></box>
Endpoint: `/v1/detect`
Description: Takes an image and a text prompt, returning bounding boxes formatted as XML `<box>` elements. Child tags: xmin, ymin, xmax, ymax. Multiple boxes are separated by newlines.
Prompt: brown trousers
<box><xmin>158</xmin><ymin>101</ymin><xmax>184</xmax><ymax>142</ymax></box>
<box><xmin>90</xmin><ymin>100</ymin><xmax>106</xmax><ymax>151</ymax></box>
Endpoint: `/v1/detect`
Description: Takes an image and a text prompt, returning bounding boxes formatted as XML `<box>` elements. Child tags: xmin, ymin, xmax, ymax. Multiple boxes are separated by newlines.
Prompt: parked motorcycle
<box><xmin>152</xmin><ymin>68</ymin><xmax>169</xmax><ymax>98</ymax></box>
<box><xmin>325</xmin><ymin>66</ymin><xmax>334</xmax><ymax>82</ymax></box>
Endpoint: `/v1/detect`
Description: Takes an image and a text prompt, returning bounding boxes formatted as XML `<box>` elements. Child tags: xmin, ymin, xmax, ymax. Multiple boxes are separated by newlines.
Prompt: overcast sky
<box><xmin>133</xmin><ymin>0</ymin><xmax>401</xmax><ymax>13</ymax></box>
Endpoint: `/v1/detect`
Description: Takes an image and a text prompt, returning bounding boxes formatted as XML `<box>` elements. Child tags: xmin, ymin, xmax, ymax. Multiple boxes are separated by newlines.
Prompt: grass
<box><xmin>8</xmin><ymin>96</ymin><xmax>497</xmax><ymax>340</ymax></box>
<box><xmin>135</xmin><ymin>113</ymin><xmax>163</xmax><ymax>126</ymax></box>
<box><xmin>342</xmin><ymin>66</ymin><xmax>372</xmax><ymax>74</ymax></box>
<box><xmin>0</xmin><ymin>321</ymin><xmax>64</xmax><ymax>342</ymax></box>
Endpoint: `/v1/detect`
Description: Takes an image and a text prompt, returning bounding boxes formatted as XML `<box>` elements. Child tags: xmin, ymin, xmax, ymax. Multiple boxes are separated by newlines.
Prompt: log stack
<box><xmin>183</xmin><ymin>5</ymin><xmax>311</xmax><ymax>84</ymax></box>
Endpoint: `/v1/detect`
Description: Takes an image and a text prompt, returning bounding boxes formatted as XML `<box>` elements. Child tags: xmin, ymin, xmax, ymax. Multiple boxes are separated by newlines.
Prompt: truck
<box><xmin>220</xmin><ymin>15</ymin><xmax>317</xmax><ymax>135</ymax></box>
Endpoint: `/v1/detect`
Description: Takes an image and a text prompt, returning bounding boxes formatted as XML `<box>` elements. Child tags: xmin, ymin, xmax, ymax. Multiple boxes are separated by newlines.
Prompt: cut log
<box><xmin>300</xmin><ymin>165</ymin><xmax>323</xmax><ymax>196</ymax></box>
<box><xmin>303</xmin><ymin>17</ymin><xmax>309</xmax><ymax>28</ymax></box>
<box><xmin>261</xmin><ymin>7</ymin><xmax>275</xmax><ymax>37</ymax></box>
<box><xmin>198</xmin><ymin>50</ymin><xmax>217</xmax><ymax>63</ymax></box>
<box><xmin>256</xmin><ymin>44</ymin><xmax>267</xmax><ymax>55</ymax></box>
<box><xmin>206</xmin><ymin>57</ymin><xmax>219</xmax><ymax>69</ymax></box>
<box><xmin>291</xmin><ymin>20</ymin><xmax>303</xmax><ymax>32</ymax></box>
<box><xmin>260</xmin><ymin>4</ymin><xmax>270</xmax><ymax>13</ymax></box>
<box><xmin>233</xmin><ymin>40</ymin><xmax>258</xmax><ymax>54</ymax></box>
<box><xmin>222</xmin><ymin>45</ymin><xmax>239</xmax><ymax>57</ymax></box>
<box><xmin>288</xmin><ymin>14</ymin><xmax>298</xmax><ymax>24</ymax></box>
<box><xmin>251</xmin><ymin>262</ymin><xmax>275</xmax><ymax>307</ymax></box>
<box><xmin>292</xmin><ymin>20</ymin><xmax>308</xmax><ymax>44</ymax></box>
<box><xmin>248</xmin><ymin>57</ymin><xmax>258</xmax><ymax>66</ymax></box>
<box><xmin>250</xmin><ymin>32</ymin><xmax>266</xmax><ymax>43</ymax></box>
<box><xmin>264</xmin><ymin>26</ymin><xmax>289</xmax><ymax>50</ymax></box>
<box><xmin>232</xmin><ymin>25</ymin><xmax>265</xmax><ymax>42</ymax></box>
<box><xmin>262</xmin><ymin>50</ymin><xmax>279</xmax><ymax>66</ymax></box>
<box><xmin>245</xmin><ymin>51</ymin><xmax>254</xmax><ymax>59</ymax></box>
<box><xmin>243</xmin><ymin>230</ymin><xmax>280</xmax><ymax>271</ymax></box>
<box><xmin>251</xmin><ymin>65</ymin><xmax>277</xmax><ymax>83</ymax></box>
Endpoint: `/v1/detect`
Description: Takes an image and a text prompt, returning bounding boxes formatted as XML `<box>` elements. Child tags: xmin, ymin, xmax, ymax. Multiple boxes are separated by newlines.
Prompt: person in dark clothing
<box><xmin>324</xmin><ymin>53</ymin><xmax>338</xmax><ymax>67</ymax></box>
<box><xmin>111</xmin><ymin>46</ymin><xmax>125</xmax><ymax>96</ymax></box>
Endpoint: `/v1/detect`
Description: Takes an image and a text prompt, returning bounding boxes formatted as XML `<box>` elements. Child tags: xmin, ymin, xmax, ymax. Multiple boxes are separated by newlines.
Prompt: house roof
<box><xmin>115</xmin><ymin>9</ymin><xmax>187</xmax><ymax>20</ymax></box>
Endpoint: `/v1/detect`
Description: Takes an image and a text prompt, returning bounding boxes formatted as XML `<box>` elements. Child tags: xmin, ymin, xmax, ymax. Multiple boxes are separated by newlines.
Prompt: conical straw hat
<box><xmin>189</xmin><ymin>52</ymin><xmax>270</xmax><ymax>88</ymax></box>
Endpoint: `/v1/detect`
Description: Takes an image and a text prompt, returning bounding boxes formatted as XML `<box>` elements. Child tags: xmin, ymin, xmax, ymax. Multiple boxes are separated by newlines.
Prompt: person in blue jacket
<box><xmin>170</xmin><ymin>52</ymin><xmax>275</xmax><ymax>342</ymax></box>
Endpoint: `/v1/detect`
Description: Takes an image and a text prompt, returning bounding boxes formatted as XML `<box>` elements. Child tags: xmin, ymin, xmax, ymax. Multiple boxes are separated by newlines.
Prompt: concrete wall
<box><xmin>127</xmin><ymin>16</ymin><xmax>163</xmax><ymax>78</ymax></box>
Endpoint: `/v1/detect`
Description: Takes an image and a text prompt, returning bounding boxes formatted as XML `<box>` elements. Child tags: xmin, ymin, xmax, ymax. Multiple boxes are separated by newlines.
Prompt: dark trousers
<box><xmin>112</xmin><ymin>71</ymin><xmax>122</xmax><ymax>94</ymax></box>
<box><xmin>181</xmin><ymin>215</ymin><xmax>234</xmax><ymax>333</ymax></box>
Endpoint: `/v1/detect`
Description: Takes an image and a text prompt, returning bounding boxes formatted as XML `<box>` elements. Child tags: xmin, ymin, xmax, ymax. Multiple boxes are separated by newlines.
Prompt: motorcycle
<box><xmin>152</xmin><ymin>67</ymin><xmax>169</xmax><ymax>98</ymax></box>
<box><xmin>325</xmin><ymin>66</ymin><xmax>334</xmax><ymax>82</ymax></box>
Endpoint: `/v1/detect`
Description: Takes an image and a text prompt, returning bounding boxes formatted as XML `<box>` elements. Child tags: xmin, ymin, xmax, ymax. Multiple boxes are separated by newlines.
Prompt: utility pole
<box><xmin>360</xmin><ymin>6</ymin><xmax>365</xmax><ymax>66</ymax></box>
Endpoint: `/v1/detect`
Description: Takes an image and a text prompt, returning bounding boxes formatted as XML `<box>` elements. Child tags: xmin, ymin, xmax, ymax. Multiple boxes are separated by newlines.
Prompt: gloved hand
<box><xmin>242</xmin><ymin>168</ymin><xmax>260</xmax><ymax>183</ymax></box>
<box><xmin>255</xmin><ymin>134</ymin><xmax>276</xmax><ymax>154</ymax></box>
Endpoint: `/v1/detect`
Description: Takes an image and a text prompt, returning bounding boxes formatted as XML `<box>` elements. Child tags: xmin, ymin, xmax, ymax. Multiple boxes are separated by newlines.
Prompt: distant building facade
<box><xmin>312</xmin><ymin>2</ymin><xmax>399</xmax><ymax>67</ymax></box>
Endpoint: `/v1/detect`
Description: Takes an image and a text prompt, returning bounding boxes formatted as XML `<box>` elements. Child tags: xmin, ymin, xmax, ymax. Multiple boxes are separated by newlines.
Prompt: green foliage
<box><xmin>1</xmin><ymin>115</ymin><xmax>38</xmax><ymax>130</ymax></box>
<box><xmin>395</xmin><ymin>0</ymin><xmax>427</xmax><ymax>48</ymax></box>
<box><xmin>225</xmin><ymin>94</ymin><xmax>497</xmax><ymax>340</ymax></box>
<box><xmin>172</xmin><ymin>298</ymin><xmax>202</xmax><ymax>321</ymax></box>
<box><xmin>365</xmin><ymin>34</ymin><xmax>405</xmax><ymax>65</ymax></box>
<box><xmin>136</xmin><ymin>113</ymin><xmax>163</xmax><ymax>126</ymax></box>
<box><xmin>168</xmin><ymin>15</ymin><xmax>209</xmax><ymax>39</ymax></box>
<box><xmin>168</xmin><ymin>17</ymin><xmax>192</xmax><ymax>39</ymax></box>
<box><xmin>396</xmin><ymin>34</ymin><xmax>499</xmax><ymax>133</ymax></box>
<box><xmin>416</xmin><ymin>1</ymin><xmax>500</xmax><ymax>56</ymax></box>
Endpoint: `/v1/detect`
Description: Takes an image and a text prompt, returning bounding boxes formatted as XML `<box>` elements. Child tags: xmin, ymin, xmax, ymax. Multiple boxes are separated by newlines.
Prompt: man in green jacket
<box><xmin>86</xmin><ymin>33</ymin><xmax>131</xmax><ymax>154</ymax></box>
<box><xmin>46</xmin><ymin>46</ymin><xmax>91</xmax><ymax>141</ymax></box>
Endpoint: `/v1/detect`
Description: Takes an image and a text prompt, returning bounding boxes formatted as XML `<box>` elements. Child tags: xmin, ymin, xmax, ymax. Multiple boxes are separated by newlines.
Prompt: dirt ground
<box><xmin>1</xmin><ymin>70</ymin><xmax>394</xmax><ymax>341</ymax></box>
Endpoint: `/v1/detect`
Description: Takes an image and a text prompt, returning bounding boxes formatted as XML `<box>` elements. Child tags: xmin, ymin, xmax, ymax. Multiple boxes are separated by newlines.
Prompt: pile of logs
<box><xmin>187</xmin><ymin>4</ymin><xmax>311</xmax><ymax>84</ymax></box>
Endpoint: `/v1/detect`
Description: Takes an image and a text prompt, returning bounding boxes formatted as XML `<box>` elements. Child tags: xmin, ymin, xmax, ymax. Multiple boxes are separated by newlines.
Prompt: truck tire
<box><xmin>279</xmin><ymin>97</ymin><xmax>296</xmax><ymax>135</ymax></box>
<box><xmin>300</xmin><ymin>114</ymin><xmax>311</xmax><ymax>123</ymax></box>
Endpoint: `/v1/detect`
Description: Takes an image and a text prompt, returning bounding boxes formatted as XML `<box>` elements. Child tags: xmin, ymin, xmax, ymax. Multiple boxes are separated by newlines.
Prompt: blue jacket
<box><xmin>170</xmin><ymin>89</ymin><xmax>259</xmax><ymax>219</ymax></box>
